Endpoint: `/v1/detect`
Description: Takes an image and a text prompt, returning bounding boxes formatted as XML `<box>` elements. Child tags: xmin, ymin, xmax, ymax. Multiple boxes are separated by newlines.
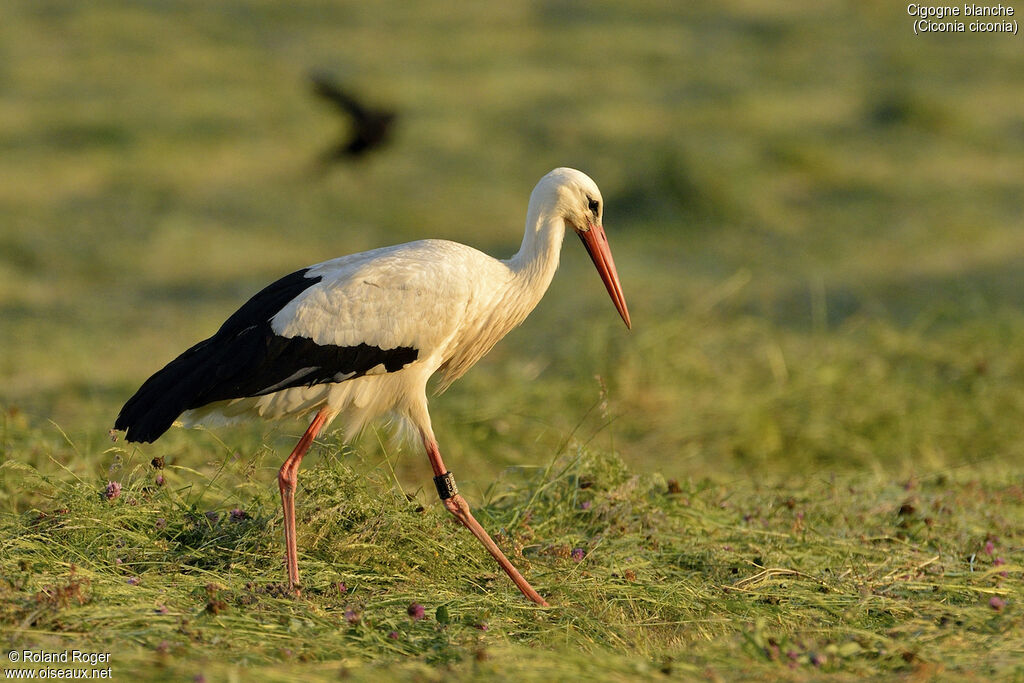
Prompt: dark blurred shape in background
<box><xmin>309</xmin><ymin>71</ymin><xmax>396</xmax><ymax>164</ymax></box>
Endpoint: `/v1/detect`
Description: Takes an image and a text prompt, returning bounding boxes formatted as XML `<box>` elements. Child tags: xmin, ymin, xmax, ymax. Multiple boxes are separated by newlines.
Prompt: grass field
<box><xmin>2</xmin><ymin>1</ymin><xmax>1023</xmax><ymax>680</ymax></box>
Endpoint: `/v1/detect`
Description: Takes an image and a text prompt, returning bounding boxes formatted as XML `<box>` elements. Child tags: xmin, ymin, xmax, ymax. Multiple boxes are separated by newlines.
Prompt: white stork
<box><xmin>115</xmin><ymin>167</ymin><xmax>630</xmax><ymax>606</ymax></box>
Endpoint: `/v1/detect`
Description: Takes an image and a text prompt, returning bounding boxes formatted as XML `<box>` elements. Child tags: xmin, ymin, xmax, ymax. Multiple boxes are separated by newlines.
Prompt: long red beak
<box><xmin>578</xmin><ymin>222</ymin><xmax>631</xmax><ymax>329</ymax></box>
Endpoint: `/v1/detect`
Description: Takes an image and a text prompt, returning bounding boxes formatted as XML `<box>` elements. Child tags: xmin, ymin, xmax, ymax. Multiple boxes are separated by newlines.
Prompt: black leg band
<box><xmin>434</xmin><ymin>471</ymin><xmax>459</xmax><ymax>500</ymax></box>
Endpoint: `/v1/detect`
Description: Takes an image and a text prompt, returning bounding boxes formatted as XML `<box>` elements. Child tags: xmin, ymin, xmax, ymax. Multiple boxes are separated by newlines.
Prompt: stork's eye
<box><xmin>587</xmin><ymin>197</ymin><xmax>599</xmax><ymax>214</ymax></box>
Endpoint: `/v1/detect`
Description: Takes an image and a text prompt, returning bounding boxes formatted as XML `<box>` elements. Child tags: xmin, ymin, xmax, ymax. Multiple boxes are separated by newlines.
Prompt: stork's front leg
<box><xmin>423</xmin><ymin>438</ymin><xmax>549</xmax><ymax>606</ymax></box>
<box><xmin>277</xmin><ymin>407</ymin><xmax>332</xmax><ymax>594</ymax></box>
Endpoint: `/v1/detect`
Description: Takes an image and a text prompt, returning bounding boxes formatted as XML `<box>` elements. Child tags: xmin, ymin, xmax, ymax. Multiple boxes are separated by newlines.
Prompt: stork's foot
<box><xmin>441</xmin><ymin>490</ymin><xmax>549</xmax><ymax>607</ymax></box>
<box><xmin>423</xmin><ymin>438</ymin><xmax>549</xmax><ymax>606</ymax></box>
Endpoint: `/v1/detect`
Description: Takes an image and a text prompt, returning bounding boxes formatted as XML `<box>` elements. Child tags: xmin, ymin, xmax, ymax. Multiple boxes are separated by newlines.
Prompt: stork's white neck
<box><xmin>506</xmin><ymin>203</ymin><xmax>566</xmax><ymax>294</ymax></box>
<box><xmin>436</xmin><ymin>206</ymin><xmax>566</xmax><ymax>390</ymax></box>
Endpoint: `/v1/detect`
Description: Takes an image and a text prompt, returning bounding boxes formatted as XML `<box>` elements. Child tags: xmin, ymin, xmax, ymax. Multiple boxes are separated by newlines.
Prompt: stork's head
<box><xmin>535</xmin><ymin>167</ymin><xmax>631</xmax><ymax>329</ymax></box>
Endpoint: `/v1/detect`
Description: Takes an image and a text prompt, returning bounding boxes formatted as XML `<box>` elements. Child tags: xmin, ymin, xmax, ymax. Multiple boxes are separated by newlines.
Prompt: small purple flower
<box><xmin>229</xmin><ymin>508</ymin><xmax>249</xmax><ymax>522</ymax></box>
<box><xmin>105</xmin><ymin>481</ymin><xmax>122</xmax><ymax>500</ymax></box>
<box><xmin>155</xmin><ymin>475</ymin><xmax>165</xmax><ymax>487</ymax></box>
<box><xmin>571</xmin><ymin>548</ymin><xmax>585</xmax><ymax>562</ymax></box>
<box><xmin>155</xmin><ymin>518</ymin><xmax>167</xmax><ymax>530</ymax></box>
<box><xmin>990</xmin><ymin>596</ymin><xmax>1006</xmax><ymax>611</ymax></box>
<box><xmin>388</xmin><ymin>631</ymin><xmax>399</xmax><ymax>639</ymax></box>
<box><xmin>336</xmin><ymin>582</ymin><xmax>348</xmax><ymax>595</ymax></box>
<box><xmin>127</xmin><ymin>576</ymin><xmax>140</xmax><ymax>586</ymax></box>
<box><xmin>407</xmin><ymin>602</ymin><xmax>425</xmax><ymax>621</ymax></box>
<box><xmin>579</xmin><ymin>501</ymin><xmax>591</xmax><ymax>510</ymax></box>
<box><xmin>345</xmin><ymin>608</ymin><xmax>360</xmax><ymax>624</ymax></box>
<box><xmin>204</xmin><ymin>511</ymin><xmax>220</xmax><ymax>523</ymax></box>
<box><xmin>984</xmin><ymin>540</ymin><xmax>995</xmax><ymax>555</ymax></box>
<box><xmin>476</xmin><ymin>622</ymin><xmax>488</xmax><ymax>631</ymax></box>
<box><xmin>810</xmin><ymin>652</ymin><xmax>825</xmax><ymax>667</ymax></box>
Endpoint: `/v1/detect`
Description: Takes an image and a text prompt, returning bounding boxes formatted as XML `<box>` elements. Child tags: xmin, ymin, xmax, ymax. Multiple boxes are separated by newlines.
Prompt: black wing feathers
<box><xmin>115</xmin><ymin>268</ymin><xmax>418</xmax><ymax>443</ymax></box>
<box><xmin>213</xmin><ymin>268</ymin><xmax>320</xmax><ymax>338</ymax></box>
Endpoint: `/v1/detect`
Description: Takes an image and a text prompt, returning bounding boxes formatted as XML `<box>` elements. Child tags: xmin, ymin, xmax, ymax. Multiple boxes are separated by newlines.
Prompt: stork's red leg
<box><xmin>278</xmin><ymin>407</ymin><xmax>332</xmax><ymax>594</ymax></box>
<box><xmin>422</xmin><ymin>437</ymin><xmax>549</xmax><ymax>606</ymax></box>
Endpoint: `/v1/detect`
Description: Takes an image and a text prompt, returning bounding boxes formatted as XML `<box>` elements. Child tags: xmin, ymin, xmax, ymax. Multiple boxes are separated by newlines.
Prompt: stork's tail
<box><xmin>114</xmin><ymin>340</ymin><xmax>223</xmax><ymax>443</ymax></box>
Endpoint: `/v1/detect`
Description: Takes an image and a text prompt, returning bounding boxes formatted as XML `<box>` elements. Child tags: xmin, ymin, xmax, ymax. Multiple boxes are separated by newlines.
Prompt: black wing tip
<box><xmin>113</xmin><ymin>411</ymin><xmax>169</xmax><ymax>444</ymax></box>
<box><xmin>111</xmin><ymin>428</ymin><xmax>156</xmax><ymax>445</ymax></box>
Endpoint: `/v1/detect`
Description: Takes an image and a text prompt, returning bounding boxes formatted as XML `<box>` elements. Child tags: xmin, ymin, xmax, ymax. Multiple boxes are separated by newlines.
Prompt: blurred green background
<box><xmin>2</xmin><ymin>0</ymin><xmax>1024</xmax><ymax>495</ymax></box>
<box><xmin>3</xmin><ymin>3</ymin><xmax>1024</xmax><ymax>680</ymax></box>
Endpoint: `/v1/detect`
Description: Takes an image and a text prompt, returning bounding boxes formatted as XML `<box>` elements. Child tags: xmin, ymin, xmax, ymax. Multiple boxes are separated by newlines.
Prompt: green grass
<box><xmin>3</xmin><ymin>444</ymin><xmax>1021</xmax><ymax>680</ymax></box>
<box><xmin>3</xmin><ymin>0</ymin><xmax>1024</xmax><ymax>679</ymax></box>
